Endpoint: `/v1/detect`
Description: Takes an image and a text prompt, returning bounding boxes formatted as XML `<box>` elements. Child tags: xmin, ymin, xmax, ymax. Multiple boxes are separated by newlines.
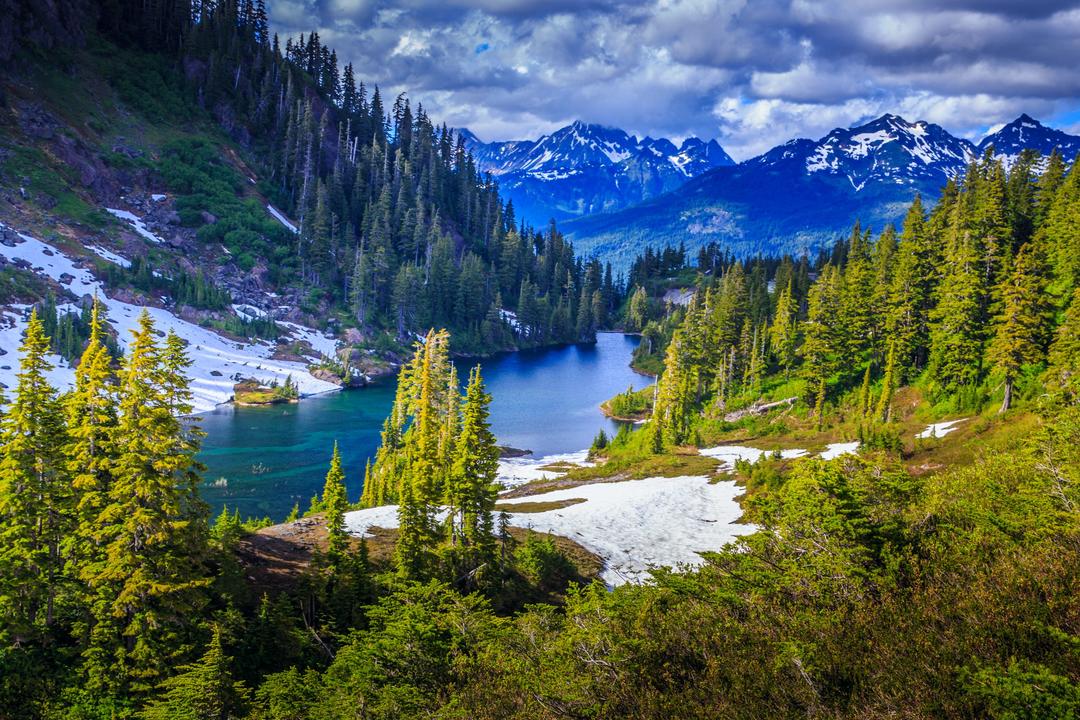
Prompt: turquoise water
<box><xmin>196</xmin><ymin>333</ymin><xmax>652</xmax><ymax>520</ymax></box>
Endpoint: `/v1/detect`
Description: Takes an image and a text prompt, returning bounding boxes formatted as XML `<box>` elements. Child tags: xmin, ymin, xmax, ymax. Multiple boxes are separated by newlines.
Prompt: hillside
<box><xmin>0</xmin><ymin>0</ymin><xmax>618</xmax><ymax>404</ymax></box>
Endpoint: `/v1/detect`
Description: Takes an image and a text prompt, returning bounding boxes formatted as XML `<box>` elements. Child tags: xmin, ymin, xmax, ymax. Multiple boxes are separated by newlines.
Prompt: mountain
<box><xmin>564</xmin><ymin>113</ymin><xmax>1080</xmax><ymax>269</ymax></box>
<box><xmin>978</xmin><ymin>113</ymin><xmax>1080</xmax><ymax>168</ymax></box>
<box><xmin>460</xmin><ymin>121</ymin><xmax>734</xmax><ymax>225</ymax></box>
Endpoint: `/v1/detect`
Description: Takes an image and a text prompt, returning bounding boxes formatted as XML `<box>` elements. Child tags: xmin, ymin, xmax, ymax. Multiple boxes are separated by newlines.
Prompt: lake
<box><xmin>197</xmin><ymin>332</ymin><xmax>653</xmax><ymax>520</ymax></box>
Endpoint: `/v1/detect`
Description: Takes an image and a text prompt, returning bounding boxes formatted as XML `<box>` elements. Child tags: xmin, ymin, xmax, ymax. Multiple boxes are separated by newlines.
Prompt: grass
<box><xmin>494</xmin><ymin>498</ymin><xmax>587</xmax><ymax>513</ymax></box>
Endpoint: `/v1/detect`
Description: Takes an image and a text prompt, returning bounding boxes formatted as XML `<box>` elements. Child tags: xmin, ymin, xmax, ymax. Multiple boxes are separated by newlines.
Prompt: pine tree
<box><xmin>321</xmin><ymin>442</ymin><xmax>349</xmax><ymax>564</ymax></box>
<box><xmin>651</xmin><ymin>329</ymin><xmax>696</xmax><ymax>448</ymax></box>
<box><xmin>0</xmin><ymin>310</ymin><xmax>70</xmax><ymax>641</ymax></box>
<box><xmin>140</xmin><ymin>626</ymin><xmax>249</xmax><ymax>720</ymax></box>
<box><xmin>65</xmin><ymin>298</ymin><xmax>118</xmax><ymax>637</ymax></box>
<box><xmin>769</xmin><ymin>279</ymin><xmax>798</xmax><ymax>378</ymax></box>
<box><xmin>988</xmin><ymin>243</ymin><xmax>1051</xmax><ymax>412</ymax></box>
<box><xmin>446</xmin><ymin>366</ymin><xmax>499</xmax><ymax>563</ymax></box>
<box><xmin>83</xmin><ymin>311</ymin><xmax>210</xmax><ymax>694</ymax></box>
<box><xmin>876</xmin><ymin>340</ymin><xmax>897</xmax><ymax>423</ymax></box>
<box><xmin>928</xmin><ymin>231</ymin><xmax>987</xmax><ymax>397</ymax></box>
<box><xmin>1047</xmin><ymin>286</ymin><xmax>1080</xmax><ymax>399</ymax></box>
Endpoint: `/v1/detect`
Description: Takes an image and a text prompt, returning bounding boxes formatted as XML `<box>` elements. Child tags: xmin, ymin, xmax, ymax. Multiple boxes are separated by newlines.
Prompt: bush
<box><xmin>514</xmin><ymin>533</ymin><xmax>575</xmax><ymax>590</ymax></box>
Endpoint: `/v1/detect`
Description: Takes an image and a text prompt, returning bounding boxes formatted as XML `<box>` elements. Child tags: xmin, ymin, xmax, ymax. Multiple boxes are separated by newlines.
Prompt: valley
<box><xmin>1</xmin><ymin>0</ymin><xmax>1080</xmax><ymax>718</ymax></box>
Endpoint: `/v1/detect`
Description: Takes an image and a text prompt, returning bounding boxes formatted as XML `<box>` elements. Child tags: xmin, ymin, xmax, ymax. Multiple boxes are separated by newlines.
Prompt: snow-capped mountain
<box><xmin>563</xmin><ymin>113</ymin><xmax>1080</xmax><ymax>270</ymax></box>
<box><xmin>745</xmin><ymin>113</ymin><xmax>976</xmax><ymax>192</ymax></box>
<box><xmin>459</xmin><ymin>121</ymin><xmax>734</xmax><ymax>224</ymax></box>
<box><xmin>978</xmin><ymin>114</ymin><xmax>1080</xmax><ymax>169</ymax></box>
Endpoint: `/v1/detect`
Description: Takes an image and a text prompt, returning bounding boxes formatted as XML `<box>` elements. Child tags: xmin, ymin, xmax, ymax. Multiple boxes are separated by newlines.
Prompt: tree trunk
<box><xmin>999</xmin><ymin>377</ymin><xmax>1013</xmax><ymax>414</ymax></box>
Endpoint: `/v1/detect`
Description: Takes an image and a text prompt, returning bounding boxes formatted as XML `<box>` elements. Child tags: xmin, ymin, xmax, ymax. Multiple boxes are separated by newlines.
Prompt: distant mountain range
<box><xmin>458</xmin><ymin>121</ymin><xmax>734</xmax><ymax>225</ymax></box>
<box><xmin>549</xmin><ymin>113</ymin><xmax>1080</xmax><ymax>269</ymax></box>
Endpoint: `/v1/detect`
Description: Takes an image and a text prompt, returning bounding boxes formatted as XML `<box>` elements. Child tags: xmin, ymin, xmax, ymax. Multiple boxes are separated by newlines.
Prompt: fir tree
<box><xmin>321</xmin><ymin>442</ymin><xmax>349</xmax><ymax>565</ymax></box>
<box><xmin>140</xmin><ymin>626</ymin><xmax>249</xmax><ymax>720</ymax></box>
<box><xmin>83</xmin><ymin>311</ymin><xmax>210</xmax><ymax>694</ymax></box>
<box><xmin>0</xmin><ymin>310</ymin><xmax>71</xmax><ymax>641</ymax></box>
<box><xmin>446</xmin><ymin>366</ymin><xmax>499</xmax><ymax>564</ymax></box>
<box><xmin>988</xmin><ymin>243</ymin><xmax>1051</xmax><ymax>412</ymax></box>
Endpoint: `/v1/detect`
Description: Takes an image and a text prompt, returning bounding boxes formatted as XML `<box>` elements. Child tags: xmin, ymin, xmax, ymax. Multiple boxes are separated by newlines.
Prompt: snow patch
<box><xmin>266</xmin><ymin>205</ymin><xmax>299</xmax><ymax>234</ymax></box>
<box><xmin>88</xmin><ymin>245</ymin><xmax>131</xmax><ymax>268</ymax></box>
<box><xmin>497</xmin><ymin>450</ymin><xmax>592</xmax><ymax>489</ymax></box>
<box><xmin>105</xmin><ymin>208</ymin><xmax>165</xmax><ymax>244</ymax></box>
<box><xmin>345</xmin><ymin>474</ymin><xmax>755</xmax><ymax>587</ymax></box>
<box><xmin>916</xmin><ymin>418</ymin><xmax>967</xmax><ymax>439</ymax></box>
<box><xmin>0</xmin><ymin>222</ymin><xmax>339</xmax><ymax>411</ymax></box>
<box><xmin>820</xmin><ymin>441</ymin><xmax>860</xmax><ymax>460</ymax></box>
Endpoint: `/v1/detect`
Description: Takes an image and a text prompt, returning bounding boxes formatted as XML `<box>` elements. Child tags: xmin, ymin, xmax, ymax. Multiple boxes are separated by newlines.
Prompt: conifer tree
<box><xmin>0</xmin><ymin>310</ymin><xmax>71</xmax><ymax>640</ymax></box>
<box><xmin>769</xmin><ymin>279</ymin><xmax>798</xmax><ymax>378</ymax></box>
<box><xmin>988</xmin><ymin>244</ymin><xmax>1051</xmax><ymax>412</ymax></box>
<box><xmin>1047</xmin><ymin>286</ymin><xmax>1080</xmax><ymax>399</ymax></box>
<box><xmin>876</xmin><ymin>341</ymin><xmax>897</xmax><ymax>423</ymax></box>
<box><xmin>928</xmin><ymin>231</ymin><xmax>987</xmax><ymax>397</ymax></box>
<box><xmin>321</xmin><ymin>443</ymin><xmax>349</xmax><ymax>564</ymax></box>
<box><xmin>83</xmin><ymin>311</ymin><xmax>210</xmax><ymax>694</ymax></box>
<box><xmin>64</xmin><ymin>297</ymin><xmax>118</xmax><ymax>634</ymax></box>
<box><xmin>446</xmin><ymin>366</ymin><xmax>499</xmax><ymax>562</ymax></box>
<box><xmin>140</xmin><ymin>626</ymin><xmax>249</xmax><ymax>720</ymax></box>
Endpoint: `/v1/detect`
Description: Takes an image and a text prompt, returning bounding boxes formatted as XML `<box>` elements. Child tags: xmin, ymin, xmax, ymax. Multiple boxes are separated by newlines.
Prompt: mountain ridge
<box><xmin>459</xmin><ymin>121</ymin><xmax>734</xmax><ymax>224</ymax></box>
<box><xmin>561</xmin><ymin>112</ymin><xmax>1080</xmax><ymax>269</ymax></box>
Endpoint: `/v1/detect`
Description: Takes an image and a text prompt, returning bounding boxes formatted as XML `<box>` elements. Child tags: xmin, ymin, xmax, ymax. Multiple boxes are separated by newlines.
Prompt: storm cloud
<box><xmin>268</xmin><ymin>0</ymin><xmax>1080</xmax><ymax>159</ymax></box>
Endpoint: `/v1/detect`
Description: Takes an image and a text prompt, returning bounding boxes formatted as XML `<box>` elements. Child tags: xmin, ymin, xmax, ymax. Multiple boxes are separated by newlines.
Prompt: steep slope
<box><xmin>461</xmin><ymin>121</ymin><xmax>734</xmax><ymax>224</ymax></box>
<box><xmin>565</xmin><ymin>113</ymin><xmax>1079</xmax><ymax>268</ymax></box>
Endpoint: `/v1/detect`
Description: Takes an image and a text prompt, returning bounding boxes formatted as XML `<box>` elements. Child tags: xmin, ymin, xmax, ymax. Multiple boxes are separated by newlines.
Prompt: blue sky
<box><xmin>269</xmin><ymin>0</ymin><xmax>1080</xmax><ymax>160</ymax></box>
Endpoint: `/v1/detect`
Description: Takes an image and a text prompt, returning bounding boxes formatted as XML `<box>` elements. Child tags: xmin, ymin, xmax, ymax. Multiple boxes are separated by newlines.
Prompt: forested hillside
<box><xmin>1</xmin><ymin>0</ymin><xmax>617</xmax><ymax>367</ymax></box>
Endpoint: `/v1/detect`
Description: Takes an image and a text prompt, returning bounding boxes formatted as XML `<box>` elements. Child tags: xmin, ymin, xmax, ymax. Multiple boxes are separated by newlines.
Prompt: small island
<box><xmin>233</xmin><ymin>376</ymin><xmax>300</xmax><ymax>406</ymax></box>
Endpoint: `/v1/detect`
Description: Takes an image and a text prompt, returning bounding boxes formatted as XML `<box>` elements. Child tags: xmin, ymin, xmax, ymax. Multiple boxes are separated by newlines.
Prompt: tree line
<box><xmin>645</xmin><ymin>149</ymin><xmax>1080</xmax><ymax>448</ymax></box>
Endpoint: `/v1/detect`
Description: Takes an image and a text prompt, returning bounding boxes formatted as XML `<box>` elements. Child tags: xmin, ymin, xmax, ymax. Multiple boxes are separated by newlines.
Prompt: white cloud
<box><xmin>269</xmin><ymin>0</ymin><xmax>1080</xmax><ymax>159</ymax></box>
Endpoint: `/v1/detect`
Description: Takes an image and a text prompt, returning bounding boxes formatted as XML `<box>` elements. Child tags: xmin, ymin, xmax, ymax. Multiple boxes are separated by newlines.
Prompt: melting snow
<box><xmin>88</xmin><ymin>245</ymin><xmax>131</xmax><ymax>268</ymax></box>
<box><xmin>0</xmin><ymin>222</ymin><xmax>338</xmax><ymax>411</ymax></box>
<box><xmin>105</xmin><ymin>208</ymin><xmax>165</xmax><ymax>244</ymax></box>
<box><xmin>267</xmin><ymin>205</ymin><xmax>299</xmax><ymax>234</ymax></box>
<box><xmin>344</xmin><ymin>474</ymin><xmax>755</xmax><ymax>587</ymax></box>
<box><xmin>497</xmin><ymin>450</ymin><xmax>593</xmax><ymax>489</ymax></box>
<box><xmin>916</xmin><ymin>418</ymin><xmax>967</xmax><ymax>439</ymax></box>
<box><xmin>820</xmin><ymin>441</ymin><xmax>860</xmax><ymax>460</ymax></box>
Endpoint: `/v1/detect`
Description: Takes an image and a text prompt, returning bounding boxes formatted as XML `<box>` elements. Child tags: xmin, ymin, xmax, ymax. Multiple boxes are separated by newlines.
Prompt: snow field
<box><xmin>0</xmin><ymin>222</ymin><xmax>339</xmax><ymax>411</ymax></box>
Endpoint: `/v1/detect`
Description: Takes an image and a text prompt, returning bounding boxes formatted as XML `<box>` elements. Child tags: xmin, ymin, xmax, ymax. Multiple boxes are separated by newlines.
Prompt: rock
<box><xmin>163</xmin><ymin>210</ymin><xmax>181</xmax><ymax>225</ymax></box>
<box><xmin>200</xmin><ymin>211</ymin><xmax>218</xmax><ymax>225</ymax></box>
<box><xmin>58</xmin><ymin>273</ymin><xmax>74</xmax><ymax>285</ymax></box>
<box><xmin>210</xmin><ymin>370</ymin><xmax>223</xmax><ymax>377</ymax></box>
<box><xmin>343</xmin><ymin>327</ymin><xmax>364</xmax><ymax>345</ymax></box>
<box><xmin>310</xmin><ymin>367</ymin><xmax>344</xmax><ymax>387</ymax></box>
<box><xmin>42</xmin><ymin>247</ymin><xmax>54</xmax><ymax>256</ymax></box>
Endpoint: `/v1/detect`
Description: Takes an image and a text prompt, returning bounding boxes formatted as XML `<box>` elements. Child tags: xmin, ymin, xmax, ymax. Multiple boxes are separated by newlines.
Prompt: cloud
<box><xmin>267</xmin><ymin>0</ymin><xmax>1080</xmax><ymax>161</ymax></box>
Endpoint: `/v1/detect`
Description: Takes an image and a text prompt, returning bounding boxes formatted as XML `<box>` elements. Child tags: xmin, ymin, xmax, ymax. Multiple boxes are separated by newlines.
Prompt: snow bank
<box><xmin>700</xmin><ymin>444</ymin><xmax>807</xmax><ymax>470</ymax></box>
<box><xmin>344</xmin><ymin>474</ymin><xmax>755</xmax><ymax>587</ymax></box>
<box><xmin>916</xmin><ymin>418</ymin><xmax>968</xmax><ymax>439</ymax></box>
<box><xmin>88</xmin><ymin>245</ymin><xmax>131</xmax><ymax>268</ymax></box>
<box><xmin>0</xmin><ymin>222</ymin><xmax>339</xmax><ymax>411</ymax></box>
<box><xmin>497</xmin><ymin>450</ymin><xmax>592</xmax><ymax>489</ymax></box>
<box><xmin>105</xmin><ymin>208</ymin><xmax>165</xmax><ymax>244</ymax></box>
<box><xmin>0</xmin><ymin>305</ymin><xmax>76</xmax><ymax>393</ymax></box>
<box><xmin>266</xmin><ymin>205</ymin><xmax>299</xmax><ymax>234</ymax></box>
<box><xmin>820</xmin><ymin>441</ymin><xmax>859</xmax><ymax>460</ymax></box>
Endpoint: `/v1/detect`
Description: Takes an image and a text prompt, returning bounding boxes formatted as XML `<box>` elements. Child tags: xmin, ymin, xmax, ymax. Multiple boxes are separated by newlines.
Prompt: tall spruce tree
<box><xmin>321</xmin><ymin>442</ymin><xmax>349</xmax><ymax>565</ymax></box>
<box><xmin>83</xmin><ymin>311</ymin><xmax>210</xmax><ymax>694</ymax></box>
<box><xmin>988</xmin><ymin>243</ymin><xmax>1050</xmax><ymax>412</ymax></box>
<box><xmin>446</xmin><ymin>366</ymin><xmax>499</xmax><ymax>564</ymax></box>
<box><xmin>0</xmin><ymin>310</ymin><xmax>71</xmax><ymax>641</ymax></box>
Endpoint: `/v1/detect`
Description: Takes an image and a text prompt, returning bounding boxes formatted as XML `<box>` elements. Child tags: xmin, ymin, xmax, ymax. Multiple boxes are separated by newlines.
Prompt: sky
<box><xmin>268</xmin><ymin>0</ymin><xmax>1080</xmax><ymax>161</ymax></box>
